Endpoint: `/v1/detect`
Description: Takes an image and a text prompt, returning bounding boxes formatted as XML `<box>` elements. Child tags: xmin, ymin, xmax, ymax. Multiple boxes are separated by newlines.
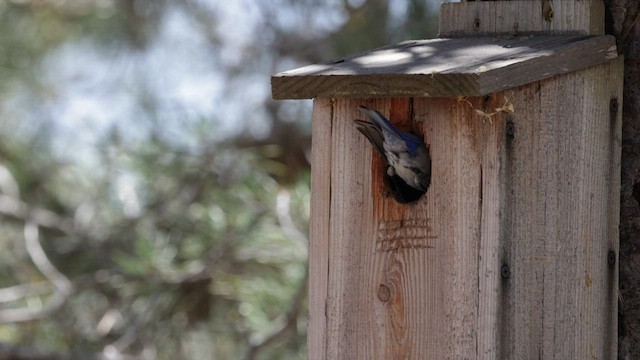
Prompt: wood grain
<box><xmin>498</xmin><ymin>57</ymin><xmax>623</xmax><ymax>359</ymax></box>
<box><xmin>271</xmin><ymin>35</ymin><xmax>617</xmax><ymax>99</ymax></box>
<box><xmin>308</xmin><ymin>98</ymin><xmax>332</xmax><ymax>360</ymax></box>
<box><xmin>439</xmin><ymin>0</ymin><xmax>605</xmax><ymax>37</ymax></box>
<box><xmin>308</xmin><ymin>97</ymin><xmax>503</xmax><ymax>358</ymax></box>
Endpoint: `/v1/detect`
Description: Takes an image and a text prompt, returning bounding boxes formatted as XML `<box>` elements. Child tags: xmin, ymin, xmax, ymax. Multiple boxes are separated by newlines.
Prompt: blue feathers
<box><xmin>354</xmin><ymin>106</ymin><xmax>432</xmax><ymax>197</ymax></box>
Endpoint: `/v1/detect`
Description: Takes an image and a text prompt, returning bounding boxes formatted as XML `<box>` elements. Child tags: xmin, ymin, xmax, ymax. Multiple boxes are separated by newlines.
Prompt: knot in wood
<box><xmin>377</xmin><ymin>284</ymin><xmax>391</xmax><ymax>302</ymax></box>
<box><xmin>610</xmin><ymin>98</ymin><xmax>619</xmax><ymax>114</ymax></box>
<box><xmin>608</xmin><ymin>250</ymin><xmax>616</xmax><ymax>267</ymax></box>
<box><xmin>506</xmin><ymin>119</ymin><xmax>515</xmax><ymax>139</ymax></box>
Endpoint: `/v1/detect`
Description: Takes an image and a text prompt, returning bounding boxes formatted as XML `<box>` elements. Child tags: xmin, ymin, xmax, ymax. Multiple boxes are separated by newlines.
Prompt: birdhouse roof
<box><xmin>271</xmin><ymin>35</ymin><xmax>617</xmax><ymax>99</ymax></box>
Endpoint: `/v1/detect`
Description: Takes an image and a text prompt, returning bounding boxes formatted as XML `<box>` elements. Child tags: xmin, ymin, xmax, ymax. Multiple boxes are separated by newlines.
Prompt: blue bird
<box><xmin>354</xmin><ymin>106</ymin><xmax>431</xmax><ymax>196</ymax></box>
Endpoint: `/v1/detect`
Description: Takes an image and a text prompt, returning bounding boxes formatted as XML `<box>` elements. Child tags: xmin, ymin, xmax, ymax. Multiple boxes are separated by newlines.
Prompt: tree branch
<box><xmin>245</xmin><ymin>189</ymin><xmax>309</xmax><ymax>360</ymax></box>
<box><xmin>0</xmin><ymin>194</ymin><xmax>73</xmax><ymax>233</ymax></box>
<box><xmin>245</xmin><ymin>269</ymin><xmax>308</xmax><ymax>360</ymax></box>
<box><xmin>0</xmin><ymin>223</ymin><xmax>72</xmax><ymax>323</ymax></box>
<box><xmin>0</xmin><ymin>281</ymin><xmax>52</xmax><ymax>303</ymax></box>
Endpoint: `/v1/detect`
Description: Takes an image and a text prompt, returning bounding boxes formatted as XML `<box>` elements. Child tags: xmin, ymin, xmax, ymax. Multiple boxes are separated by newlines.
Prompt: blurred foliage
<box><xmin>0</xmin><ymin>0</ymin><xmax>438</xmax><ymax>359</ymax></box>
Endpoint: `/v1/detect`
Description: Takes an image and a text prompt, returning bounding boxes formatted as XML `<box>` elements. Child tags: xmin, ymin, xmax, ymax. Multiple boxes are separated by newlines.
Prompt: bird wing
<box><xmin>358</xmin><ymin>106</ymin><xmax>423</xmax><ymax>156</ymax></box>
<box><xmin>354</xmin><ymin>119</ymin><xmax>387</xmax><ymax>160</ymax></box>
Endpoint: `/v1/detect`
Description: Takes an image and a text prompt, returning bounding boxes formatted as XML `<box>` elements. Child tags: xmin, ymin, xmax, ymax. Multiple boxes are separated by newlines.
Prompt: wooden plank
<box><xmin>478</xmin><ymin>36</ymin><xmax>617</xmax><ymax>95</ymax></box>
<box><xmin>439</xmin><ymin>0</ymin><xmax>604</xmax><ymax>37</ymax></box>
<box><xmin>496</xmin><ymin>83</ymin><xmax>544</xmax><ymax>358</ymax></box>
<box><xmin>605</xmin><ymin>57</ymin><xmax>623</xmax><ymax>358</ymax></box>
<box><xmin>271</xmin><ymin>35</ymin><xmax>617</xmax><ymax>99</ymax></box>
<box><xmin>308</xmin><ymin>98</ymin><xmax>333</xmax><ymax>360</ymax></box>
<box><xmin>497</xmin><ymin>58</ymin><xmax>622</xmax><ymax>358</ymax></box>
<box><xmin>416</xmin><ymin>97</ymin><xmax>487</xmax><ymax>359</ymax></box>
<box><xmin>313</xmin><ymin>97</ymin><xmax>506</xmax><ymax>358</ymax></box>
<box><xmin>476</xmin><ymin>95</ymin><xmax>506</xmax><ymax>358</ymax></box>
<box><xmin>323</xmin><ymin>98</ymin><xmax>375</xmax><ymax>359</ymax></box>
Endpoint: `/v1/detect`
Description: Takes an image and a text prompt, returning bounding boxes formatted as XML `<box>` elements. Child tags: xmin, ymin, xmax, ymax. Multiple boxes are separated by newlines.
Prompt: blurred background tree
<box><xmin>0</xmin><ymin>0</ymin><xmax>438</xmax><ymax>359</ymax></box>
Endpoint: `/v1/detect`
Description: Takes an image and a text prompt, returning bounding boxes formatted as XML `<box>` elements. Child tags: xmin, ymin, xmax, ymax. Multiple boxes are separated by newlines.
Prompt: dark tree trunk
<box><xmin>608</xmin><ymin>0</ymin><xmax>640</xmax><ymax>358</ymax></box>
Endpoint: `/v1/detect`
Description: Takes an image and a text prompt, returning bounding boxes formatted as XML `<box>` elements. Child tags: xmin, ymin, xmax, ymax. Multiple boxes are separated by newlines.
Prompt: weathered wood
<box><xmin>439</xmin><ymin>0</ymin><xmax>605</xmax><ymax>37</ymax></box>
<box><xmin>308</xmin><ymin>98</ymin><xmax>332</xmax><ymax>360</ymax></box>
<box><xmin>499</xmin><ymin>57</ymin><xmax>622</xmax><ymax>359</ymax></box>
<box><xmin>307</xmin><ymin>58</ymin><xmax>622</xmax><ymax>359</ymax></box>
<box><xmin>312</xmin><ymin>97</ymin><xmax>490</xmax><ymax>359</ymax></box>
<box><xmin>271</xmin><ymin>35</ymin><xmax>617</xmax><ymax>99</ymax></box>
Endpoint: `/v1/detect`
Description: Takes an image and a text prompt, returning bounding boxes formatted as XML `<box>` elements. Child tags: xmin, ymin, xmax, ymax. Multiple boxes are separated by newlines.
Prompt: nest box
<box><xmin>271</xmin><ymin>1</ymin><xmax>622</xmax><ymax>359</ymax></box>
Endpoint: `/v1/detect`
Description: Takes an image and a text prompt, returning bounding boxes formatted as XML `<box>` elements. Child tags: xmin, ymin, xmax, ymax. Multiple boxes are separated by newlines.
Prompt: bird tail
<box><xmin>358</xmin><ymin>106</ymin><xmax>398</xmax><ymax>138</ymax></box>
<box><xmin>353</xmin><ymin>119</ymin><xmax>386</xmax><ymax>159</ymax></box>
<box><xmin>358</xmin><ymin>105</ymin><xmax>423</xmax><ymax>155</ymax></box>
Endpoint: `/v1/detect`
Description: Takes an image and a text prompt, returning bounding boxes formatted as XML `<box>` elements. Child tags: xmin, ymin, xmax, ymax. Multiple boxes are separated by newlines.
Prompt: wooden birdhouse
<box><xmin>271</xmin><ymin>1</ymin><xmax>622</xmax><ymax>358</ymax></box>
